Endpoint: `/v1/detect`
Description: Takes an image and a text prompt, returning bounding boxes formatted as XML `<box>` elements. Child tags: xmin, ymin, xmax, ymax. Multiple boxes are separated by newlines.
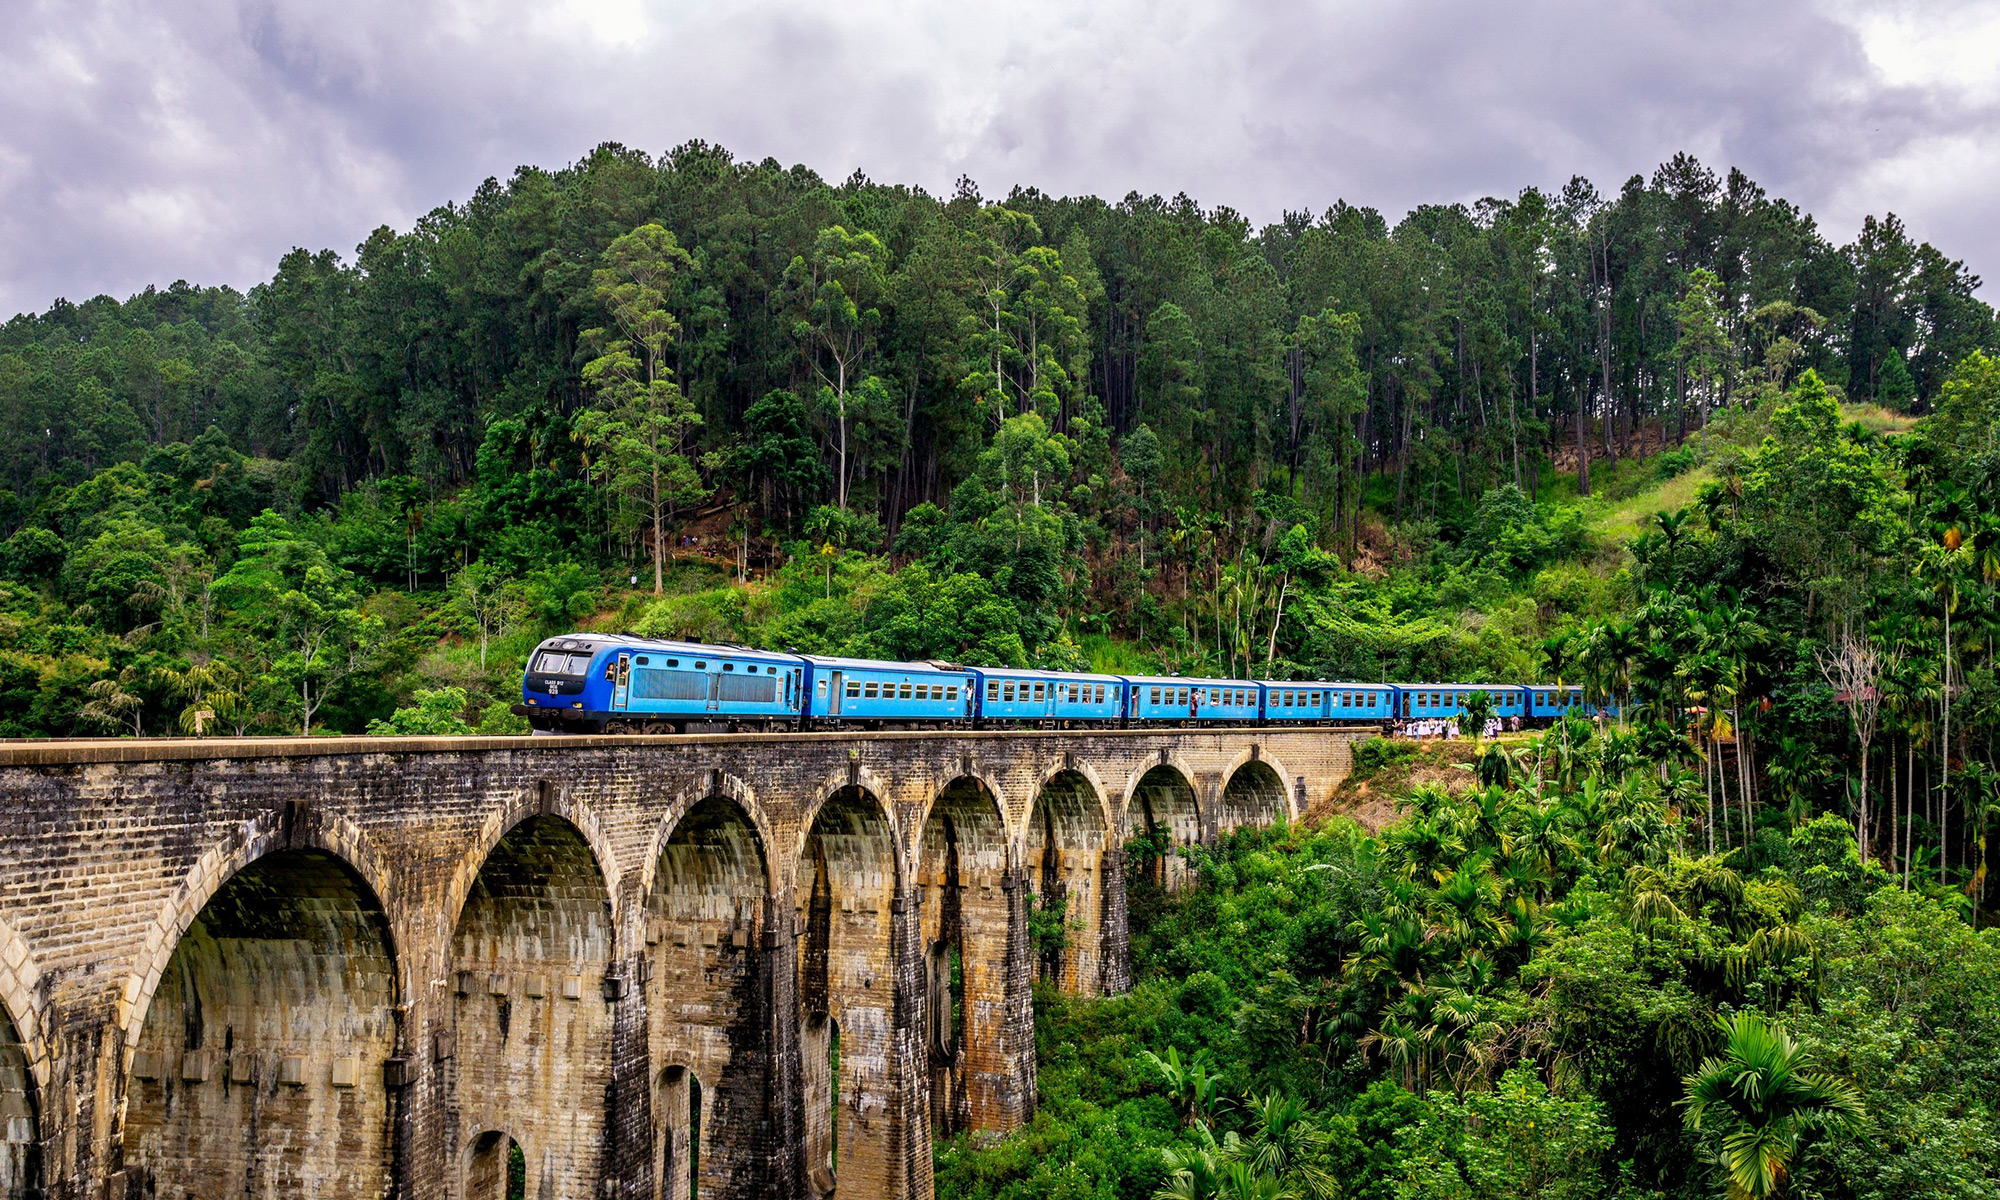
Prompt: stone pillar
<box><xmin>888</xmin><ymin>888</ymin><xmax>932</xmax><ymax>1200</ymax></box>
<box><xmin>1097</xmin><ymin>844</ymin><xmax>1132</xmax><ymax>996</ymax></box>
<box><xmin>762</xmin><ymin>894</ymin><xmax>805</xmax><ymax>1200</ymax></box>
<box><xmin>607</xmin><ymin>939</ymin><xmax>654</xmax><ymax>1199</ymax></box>
<box><xmin>48</xmin><ymin>1004</ymin><xmax>123</xmax><ymax>1200</ymax></box>
<box><xmin>997</xmin><ymin>868</ymin><xmax>1037</xmax><ymax>1130</ymax></box>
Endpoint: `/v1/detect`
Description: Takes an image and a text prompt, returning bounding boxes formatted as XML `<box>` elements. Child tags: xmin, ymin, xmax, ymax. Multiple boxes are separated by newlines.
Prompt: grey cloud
<box><xmin>3</xmin><ymin>0</ymin><xmax>1997</xmax><ymax>318</ymax></box>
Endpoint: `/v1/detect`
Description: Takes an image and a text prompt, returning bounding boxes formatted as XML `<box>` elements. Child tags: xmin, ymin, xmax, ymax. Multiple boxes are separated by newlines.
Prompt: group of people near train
<box><xmin>1391</xmin><ymin>715</ymin><xmax>1520</xmax><ymax>740</ymax></box>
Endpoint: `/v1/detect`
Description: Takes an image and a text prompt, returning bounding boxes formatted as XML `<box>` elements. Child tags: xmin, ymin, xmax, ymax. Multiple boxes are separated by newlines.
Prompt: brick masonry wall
<box><xmin>0</xmin><ymin>726</ymin><xmax>1362</xmax><ymax>1200</ymax></box>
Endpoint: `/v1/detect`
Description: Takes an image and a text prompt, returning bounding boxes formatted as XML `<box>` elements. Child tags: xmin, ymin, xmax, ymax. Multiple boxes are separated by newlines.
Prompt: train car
<box><xmin>1527</xmin><ymin>685</ymin><xmax>1585</xmax><ymax>722</ymax></box>
<box><xmin>1121</xmin><ymin>676</ymin><xmax>1259</xmax><ymax>724</ymax></box>
<box><xmin>1525</xmin><ymin>686</ymin><xmax>1620</xmax><ymax>722</ymax></box>
<box><xmin>802</xmin><ymin>655</ymin><xmax>974</xmax><ymax>727</ymax></box>
<box><xmin>1192</xmin><ymin>679</ymin><xmax>1261</xmax><ymax>724</ymax></box>
<box><xmin>1397</xmin><ymin>683</ymin><xmax>1528</xmax><ymax>722</ymax></box>
<box><xmin>1257</xmin><ymin>680</ymin><xmax>1392</xmax><ymax>723</ymax></box>
<box><xmin>970</xmin><ymin>668</ymin><xmax>1124</xmax><ymax>725</ymax></box>
<box><xmin>1258</xmin><ymin>680</ymin><xmax>1329</xmax><ymax>722</ymax></box>
<box><xmin>517</xmin><ymin>634</ymin><xmax>806</xmax><ymax>733</ymax></box>
<box><xmin>1123</xmin><ymin>676</ymin><xmax>1196</xmax><ymax>722</ymax></box>
<box><xmin>1321</xmin><ymin>683</ymin><xmax>1396</xmax><ymax>723</ymax></box>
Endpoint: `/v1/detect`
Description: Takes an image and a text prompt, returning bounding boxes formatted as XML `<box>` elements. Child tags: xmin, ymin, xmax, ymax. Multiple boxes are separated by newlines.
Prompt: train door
<box><xmin>707</xmin><ymin>666</ymin><xmax>722</xmax><ymax>712</ymax></box>
<box><xmin>613</xmin><ymin>652</ymin><xmax>631</xmax><ymax>710</ymax></box>
<box><xmin>828</xmin><ymin>671</ymin><xmax>845</xmax><ymax>717</ymax></box>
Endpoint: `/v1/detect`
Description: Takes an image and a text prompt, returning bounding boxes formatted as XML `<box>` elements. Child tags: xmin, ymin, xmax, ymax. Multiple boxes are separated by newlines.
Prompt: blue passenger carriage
<box><xmin>1525</xmin><ymin>686</ymin><xmax>1619</xmax><ymax>722</ymax></box>
<box><xmin>1312</xmin><ymin>684</ymin><xmax>1392</xmax><ymax>720</ymax></box>
<box><xmin>1124</xmin><ymin>676</ymin><xmax>1198</xmax><ymax>722</ymax></box>
<box><xmin>1192</xmin><ymin>679</ymin><xmax>1261</xmax><ymax>724</ymax></box>
<box><xmin>802</xmin><ymin>655</ymin><xmax>974</xmax><ymax>727</ymax></box>
<box><xmin>1397</xmin><ymin>684</ymin><xmax>1527</xmax><ymax>722</ymax></box>
<box><xmin>1121</xmin><ymin>676</ymin><xmax>1259</xmax><ymax>724</ymax></box>
<box><xmin>1259</xmin><ymin>681</ymin><xmax>1329</xmax><ymax>722</ymax></box>
<box><xmin>971</xmin><ymin>668</ymin><xmax>1123</xmax><ymax>725</ymax></box>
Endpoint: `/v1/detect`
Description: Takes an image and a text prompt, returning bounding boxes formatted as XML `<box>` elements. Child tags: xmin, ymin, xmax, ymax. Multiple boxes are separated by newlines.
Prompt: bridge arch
<box><xmin>654</xmin><ymin>1063</ymin><xmax>706</xmax><ymax>1200</ymax></box>
<box><xmin>120</xmin><ymin>808</ymin><xmax>404</xmax><ymax>1049</ymax></box>
<box><xmin>450</xmin><ymin>812</ymin><xmax>616</xmax><ymax>1200</ymax></box>
<box><xmin>464</xmin><ymin>1128</ymin><xmax>527</xmax><ymax>1200</ymax></box>
<box><xmin>1121</xmin><ymin>758</ymin><xmax>1204</xmax><ymax>891</ymax></box>
<box><xmin>120</xmin><ymin>839</ymin><xmax>401</xmax><ymax>1198</ymax></box>
<box><xmin>0</xmin><ymin>918</ymin><xmax>44</xmax><ymax>1200</ymax></box>
<box><xmin>639</xmin><ymin>770</ymin><xmax>781</xmax><ymax>902</ymax></box>
<box><xmin>648</xmin><ymin>792</ymin><xmax>773</xmax><ymax>1199</ymax></box>
<box><xmin>796</xmin><ymin>782</ymin><xmax>902</xmax><ymax>1196</ymax></box>
<box><xmin>794</xmin><ymin>765</ymin><xmax>905</xmax><ymax>892</ymax></box>
<box><xmin>1024</xmin><ymin>768</ymin><xmax>1113</xmax><ymax>994</ymax></box>
<box><xmin>1218</xmin><ymin>750</ymin><xmax>1298</xmax><ymax>830</ymax></box>
<box><xmin>448</xmin><ymin>788</ymin><xmax>623</xmax><ymax>937</ymax></box>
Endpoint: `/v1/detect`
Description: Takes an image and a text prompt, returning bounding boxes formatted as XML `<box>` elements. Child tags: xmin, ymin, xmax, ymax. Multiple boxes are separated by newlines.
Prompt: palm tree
<box><xmin>1141</xmin><ymin>1046</ymin><xmax>1229</xmax><ymax>1129</ymax></box>
<box><xmin>79</xmin><ymin>668</ymin><xmax>146</xmax><ymax>736</ymax></box>
<box><xmin>1680</xmin><ymin>1012</ymin><xmax>1862</xmax><ymax>1199</ymax></box>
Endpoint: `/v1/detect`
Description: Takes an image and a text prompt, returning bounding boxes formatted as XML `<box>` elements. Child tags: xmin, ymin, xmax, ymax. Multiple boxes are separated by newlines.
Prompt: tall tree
<box><xmin>574</xmin><ymin>223</ymin><xmax>708</xmax><ymax>594</ymax></box>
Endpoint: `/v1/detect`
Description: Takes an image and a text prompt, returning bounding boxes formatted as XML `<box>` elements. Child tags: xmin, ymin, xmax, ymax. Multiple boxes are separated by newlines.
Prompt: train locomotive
<box><xmin>513</xmin><ymin>633</ymin><xmax>1615</xmax><ymax>735</ymax></box>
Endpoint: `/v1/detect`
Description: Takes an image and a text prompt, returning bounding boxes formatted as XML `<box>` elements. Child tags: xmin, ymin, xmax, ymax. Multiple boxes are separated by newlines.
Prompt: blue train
<box><xmin>512</xmin><ymin>633</ymin><xmax>1617</xmax><ymax>734</ymax></box>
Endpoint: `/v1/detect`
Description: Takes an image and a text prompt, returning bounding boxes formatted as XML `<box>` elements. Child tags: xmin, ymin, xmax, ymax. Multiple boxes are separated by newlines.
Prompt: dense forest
<box><xmin>944</xmin><ymin>740</ymin><xmax>1999</xmax><ymax>1200</ymax></box>
<box><xmin>3</xmin><ymin>140</ymin><xmax>2000</xmax><ymax>1196</ymax></box>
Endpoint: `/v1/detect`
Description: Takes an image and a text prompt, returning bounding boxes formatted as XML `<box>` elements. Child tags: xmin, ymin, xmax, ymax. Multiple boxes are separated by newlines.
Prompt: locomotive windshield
<box><xmin>534</xmin><ymin>651</ymin><xmax>590</xmax><ymax>675</ymax></box>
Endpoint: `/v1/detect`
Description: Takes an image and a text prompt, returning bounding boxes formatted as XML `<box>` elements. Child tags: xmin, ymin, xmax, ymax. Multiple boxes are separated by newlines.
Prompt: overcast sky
<box><xmin>3</xmin><ymin>0</ymin><xmax>1998</xmax><ymax>319</ymax></box>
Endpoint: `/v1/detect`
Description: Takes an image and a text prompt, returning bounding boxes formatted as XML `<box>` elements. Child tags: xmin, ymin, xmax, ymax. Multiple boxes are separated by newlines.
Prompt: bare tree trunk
<box><xmin>1906</xmin><ymin>736</ymin><xmax>1916</xmax><ymax>889</ymax></box>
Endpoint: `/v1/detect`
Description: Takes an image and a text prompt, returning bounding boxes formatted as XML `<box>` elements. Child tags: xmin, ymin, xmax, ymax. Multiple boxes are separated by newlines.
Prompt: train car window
<box><xmin>985</xmin><ymin>681</ymin><xmax>998</xmax><ymax>701</ymax></box>
<box><xmin>1003</xmin><ymin>682</ymin><xmax>1015</xmax><ymax>702</ymax></box>
<box><xmin>1033</xmin><ymin>682</ymin><xmax>1045</xmax><ymax>701</ymax></box>
<box><xmin>1096</xmin><ymin>684</ymin><xmax>1106</xmax><ymax>703</ymax></box>
<box><xmin>863</xmin><ymin>682</ymin><xmax>877</xmax><ymax>698</ymax></box>
<box><xmin>1368</xmin><ymin>693</ymin><xmax>1377</xmax><ymax>708</ymax></box>
<box><xmin>695</xmin><ymin>661</ymin><xmax>706</xmax><ymax>669</ymax></box>
<box><xmin>947</xmin><ymin>686</ymin><xmax>959</xmax><ymax>700</ymax></box>
<box><xmin>667</xmin><ymin>659</ymin><xmax>679</xmax><ymax>667</ymax></box>
<box><xmin>817</xmin><ymin>680</ymin><xmax>827</xmax><ymax>698</ymax></box>
<box><xmin>846</xmin><ymin>681</ymin><xmax>860</xmax><ymax>698</ymax></box>
<box><xmin>722</xmin><ymin>663</ymin><xmax>734</xmax><ymax>671</ymax></box>
<box><xmin>899</xmin><ymin>682</ymin><xmax>912</xmax><ymax>699</ymax></box>
<box><xmin>1148</xmin><ymin>687</ymin><xmax>1159</xmax><ymax>704</ymax></box>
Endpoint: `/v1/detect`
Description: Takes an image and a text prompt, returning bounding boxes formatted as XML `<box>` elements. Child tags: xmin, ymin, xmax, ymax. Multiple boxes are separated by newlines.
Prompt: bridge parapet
<box><xmin>0</xmin><ymin>726</ymin><xmax>1364</xmax><ymax>1200</ymax></box>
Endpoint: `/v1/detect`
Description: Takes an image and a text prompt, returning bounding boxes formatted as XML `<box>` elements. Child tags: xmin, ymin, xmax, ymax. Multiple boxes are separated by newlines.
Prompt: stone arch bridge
<box><xmin>0</xmin><ymin>726</ymin><xmax>1363</xmax><ymax>1200</ymax></box>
